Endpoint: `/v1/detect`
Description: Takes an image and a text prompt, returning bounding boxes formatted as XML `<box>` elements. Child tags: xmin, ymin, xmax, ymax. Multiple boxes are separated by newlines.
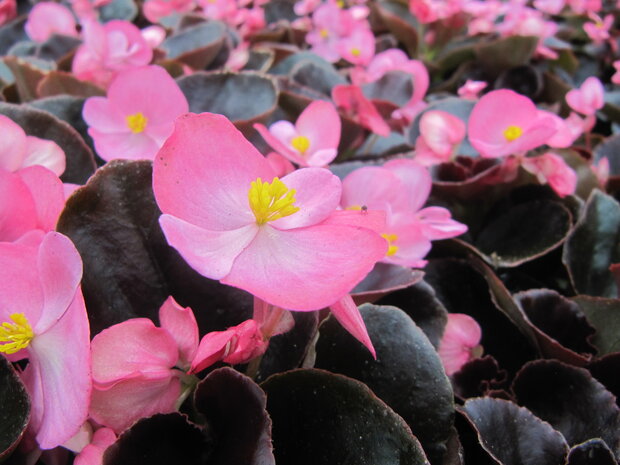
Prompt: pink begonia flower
<box><xmin>0</xmin><ymin>0</ymin><xmax>16</xmax><ymax>26</ymax></box>
<box><xmin>332</xmin><ymin>84</ymin><xmax>391</xmax><ymax>137</ymax></box>
<box><xmin>544</xmin><ymin>111</ymin><xmax>581</xmax><ymax>148</ymax></box>
<box><xmin>143</xmin><ymin>0</ymin><xmax>196</xmax><ymax>23</ymax></box>
<box><xmin>0</xmin><ymin>114</ymin><xmax>65</xmax><ymax>175</ymax></box>
<box><xmin>0</xmin><ymin>232</ymin><xmax>91</xmax><ymax>449</ymax></box>
<box><xmin>254</xmin><ymin>100</ymin><xmax>341</xmax><ymax>167</ymax></box>
<box><xmin>468</xmin><ymin>89</ymin><xmax>557</xmax><ymax>158</ymax></box>
<box><xmin>567</xmin><ymin>0</ymin><xmax>601</xmax><ymax>14</ymax></box>
<box><xmin>90</xmin><ymin>296</ymin><xmax>268</xmax><ymax>432</ymax></box>
<box><xmin>82</xmin><ymin>65</ymin><xmax>189</xmax><ymax>161</ymax></box>
<box><xmin>350</xmin><ymin>49</ymin><xmax>429</xmax><ymax>124</ymax></box>
<box><xmin>521</xmin><ymin>152</ymin><xmax>577</xmax><ymax>197</ymax></box>
<box><xmin>457</xmin><ymin>80</ymin><xmax>487</xmax><ymax>100</ymax></box>
<box><xmin>294</xmin><ymin>0</ymin><xmax>322</xmax><ymax>16</ymax></box>
<box><xmin>25</xmin><ymin>2</ymin><xmax>79</xmax><ymax>43</ymax></box>
<box><xmin>72</xmin><ymin>20</ymin><xmax>153</xmax><ymax>89</ymax></box>
<box><xmin>533</xmin><ymin>0</ymin><xmax>565</xmax><ymax>14</ymax></box>
<box><xmin>141</xmin><ymin>25</ymin><xmax>166</xmax><ymax>49</ymax></box>
<box><xmin>565</xmin><ymin>76</ymin><xmax>605</xmax><ymax>116</ymax></box>
<box><xmin>583</xmin><ymin>13</ymin><xmax>613</xmax><ymax>44</ymax></box>
<box><xmin>74</xmin><ymin>428</ymin><xmax>116</xmax><ymax>465</ymax></box>
<box><xmin>337</xmin><ymin>26</ymin><xmax>375</xmax><ymax>66</ymax></box>
<box><xmin>341</xmin><ymin>159</ymin><xmax>467</xmax><ymax>268</ymax></box>
<box><xmin>415</xmin><ymin>110</ymin><xmax>466</xmax><ymax>166</ymax></box>
<box><xmin>438</xmin><ymin>313</ymin><xmax>482</xmax><ymax>376</ymax></box>
<box><xmin>153</xmin><ymin>113</ymin><xmax>387</xmax><ymax>351</ymax></box>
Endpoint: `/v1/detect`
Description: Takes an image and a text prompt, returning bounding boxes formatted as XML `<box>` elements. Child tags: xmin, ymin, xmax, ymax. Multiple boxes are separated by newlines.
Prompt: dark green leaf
<box><xmin>0</xmin><ymin>357</ymin><xmax>30</xmax><ymax>461</ymax></box>
<box><xmin>573</xmin><ymin>296</ymin><xmax>620</xmax><ymax>356</ymax></box>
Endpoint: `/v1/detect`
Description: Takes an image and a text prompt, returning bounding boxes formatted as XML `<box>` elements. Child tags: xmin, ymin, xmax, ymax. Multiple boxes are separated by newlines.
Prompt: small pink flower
<box><xmin>468</xmin><ymin>89</ymin><xmax>557</xmax><ymax>158</ymax></box>
<box><xmin>438</xmin><ymin>313</ymin><xmax>482</xmax><ymax>376</ymax></box>
<box><xmin>457</xmin><ymin>79</ymin><xmax>487</xmax><ymax>100</ymax></box>
<box><xmin>565</xmin><ymin>76</ymin><xmax>605</xmax><ymax>116</ymax></box>
<box><xmin>337</xmin><ymin>26</ymin><xmax>375</xmax><ymax>66</ymax></box>
<box><xmin>82</xmin><ymin>65</ymin><xmax>189</xmax><ymax>161</ymax></box>
<box><xmin>521</xmin><ymin>152</ymin><xmax>577</xmax><ymax>197</ymax></box>
<box><xmin>25</xmin><ymin>2</ymin><xmax>78</xmax><ymax>43</ymax></box>
<box><xmin>583</xmin><ymin>13</ymin><xmax>613</xmax><ymax>44</ymax></box>
<box><xmin>341</xmin><ymin>159</ymin><xmax>467</xmax><ymax>268</ymax></box>
<box><xmin>0</xmin><ymin>232</ymin><xmax>91</xmax><ymax>449</ymax></box>
<box><xmin>254</xmin><ymin>100</ymin><xmax>341</xmax><ymax>167</ymax></box>
<box><xmin>153</xmin><ymin>113</ymin><xmax>387</xmax><ymax>352</ymax></box>
<box><xmin>72</xmin><ymin>20</ymin><xmax>153</xmax><ymax>88</ymax></box>
<box><xmin>533</xmin><ymin>0</ymin><xmax>565</xmax><ymax>14</ymax></box>
<box><xmin>332</xmin><ymin>84</ymin><xmax>391</xmax><ymax>136</ymax></box>
<box><xmin>143</xmin><ymin>0</ymin><xmax>196</xmax><ymax>23</ymax></box>
<box><xmin>415</xmin><ymin>110</ymin><xmax>466</xmax><ymax>166</ymax></box>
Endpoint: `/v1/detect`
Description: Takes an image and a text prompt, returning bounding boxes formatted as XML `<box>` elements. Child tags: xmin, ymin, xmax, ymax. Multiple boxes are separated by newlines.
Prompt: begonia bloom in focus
<box><xmin>254</xmin><ymin>100</ymin><xmax>341</xmax><ymax>167</ymax></box>
<box><xmin>25</xmin><ymin>2</ymin><xmax>79</xmax><ymax>43</ymax></box>
<box><xmin>0</xmin><ymin>232</ymin><xmax>91</xmax><ymax>449</ymax></box>
<box><xmin>438</xmin><ymin>313</ymin><xmax>482</xmax><ymax>376</ymax></box>
<box><xmin>565</xmin><ymin>76</ymin><xmax>605</xmax><ymax>116</ymax></box>
<box><xmin>468</xmin><ymin>89</ymin><xmax>557</xmax><ymax>158</ymax></box>
<box><xmin>83</xmin><ymin>65</ymin><xmax>189</xmax><ymax>161</ymax></box>
<box><xmin>153</xmin><ymin>113</ymin><xmax>387</xmax><ymax>352</ymax></box>
<box><xmin>415</xmin><ymin>110</ymin><xmax>466</xmax><ymax>166</ymax></box>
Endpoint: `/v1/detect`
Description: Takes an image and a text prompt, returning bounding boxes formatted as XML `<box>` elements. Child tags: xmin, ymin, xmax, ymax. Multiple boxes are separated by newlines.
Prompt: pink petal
<box><xmin>320</xmin><ymin>209</ymin><xmax>386</xmax><ymax>233</ymax></box>
<box><xmin>82</xmin><ymin>97</ymin><xmax>128</xmax><ymax>134</ymax></box>
<box><xmin>306</xmin><ymin>148</ymin><xmax>337</xmax><ymax>167</ymax></box>
<box><xmin>438</xmin><ymin>313</ymin><xmax>482</xmax><ymax>376</ymax></box>
<box><xmin>22</xmin><ymin>136</ymin><xmax>66</xmax><ymax>176</ymax></box>
<box><xmin>25</xmin><ymin>2</ymin><xmax>77</xmax><ymax>42</ymax></box>
<box><xmin>0</xmin><ymin>114</ymin><xmax>27</xmax><ymax>172</ymax></box>
<box><xmin>89</xmin><ymin>374</ymin><xmax>180</xmax><ymax>433</ymax></box>
<box><xmin>34</xmin><ymin>231</ymin><xmax>83</xmax><ymax>334</ymax></box>
<box><xmin>332</xmin><ymin>84</ymin><xmax>390</xmax><ymax>137</ymax></box>
<box><xmin>74</xmin><ymin>428</ymin><xmax>117</xmax><ymax>465</ymax></box>
<box><xmin>153</xmin><ymin>113</ymin><xmax>275</xmax><ymax>231</ymax></box>
<box><xmin>382</xmin><ymin>213</ymin><xmax>432</xmax><ymax>267</ymax></box>
<box><xmin>190</xmin><ymin>330</ymin><xmax>237</xmax><ymax>374</ymax></box>
<box><xmin>521</xmin><ymin>152</ymin><xmax>577</xmax><ymax>197</ymax></box>
<box><xmin>566</xmin><ymin>76</ymin><xmax>605</xmax><ymax>115</ymax></box>
<box><xmin>341</xmin><ymin>166</ymin><xmax>408</xmax><ymax>210</ymax></box>
<box><xmin>255</xmin><ymin>121</ymin><xmax>307</xmax><ymax>166</ymax></box>
<box><xmin>222</xmin><ymin>319</ymin><xmax>268</xmax><ymax>364</ymax></box>
<box><xmin>419</xmin><ymin>110</ymin><xmax>465</xmax><ymax>156</ymax></box>
<box><xmin>88</xmin><ymin>129</ymin><xmax>161</xmax><ymax>162</ymax></box>
<box><xmin>384</xmin><ymin>159</ymin><xmax>432</xmax><ymax>212</ymax></box>
<box><xmin>222</xmin><ymin>224</ymin><xmax>387</xmax><ymax>311</ymax></box>
<box><xmin>271</xmin><ymin>168</ymin><xmax>341</xmax><ymax>229</ymax></box>
<box><xmin>26</xmin><ymin>289</ymin><xmax>91</xmax><ymax>449</ymax></box>
<box><xmin>158</xmin><ymin>296</ymin><xmax>199</xmax><ymax>368</ymax></box>
<box><xmin>329</xmin><ymin>295</ymin><xmax>375</xmax><ymax>357</ymax></box>
<box><xmin>295</xmin><ymin>100</ymin><xmax>341</xmax><ymax>156</ymax></box>
<box><xmin>90</xmin><ymin>318</ymin><xmax>178</xmax><ymax>385</ymax></box>
<box><xmin>18</xmin><ymin>166</ymin><xmax>66</xmax><ymax>232</ymax></box>
<box><xmin>159</xmin><ymin>214</ymin><xmax>258</xmax><ymax>280</ymax></box>
<box><xmin>416</xmin><ymin>206</ymin><xmax>468</xmax><ymax>240</ymax></box>
<box><xmin>0</xmin><ymin>169</ymin><xmax>38</xmax><ymax>242</ymax></box>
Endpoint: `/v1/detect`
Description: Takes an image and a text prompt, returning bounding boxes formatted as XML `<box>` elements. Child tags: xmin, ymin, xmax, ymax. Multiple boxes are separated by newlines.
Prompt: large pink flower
<box><xmin>82</xmin><ymin>65</ymin><xmax>189</xmax><ymax>161</ymax></box>
<box><xmin>153</xmin><ymin>113</ymin><xmax>387</xmax><ymax>312</ymax></box>
<box><xmin>0</xmin><ymin>232</ymin><xmax>91</xmax><ymax>449</ymax></box>
<box><xmin>254</xmin><ymin>100</ymin><xmax>341</xmax><ymax>167</ymax></box>
<box><xmin>468</xmin><ymin>89</ymin><xmax>557</xmax><ymax>158</ymax></box>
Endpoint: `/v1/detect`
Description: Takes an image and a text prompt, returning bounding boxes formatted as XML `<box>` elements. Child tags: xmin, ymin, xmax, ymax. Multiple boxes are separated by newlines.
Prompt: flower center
<box><xmin>381</xmin><ymin>233</ymin><xmax>399</xmax><ymax>257</ymax></box>
<box><xmin>350</xmin><ymin>47</ymin><xmax>361</xmax><ymax>57</ymax></box>
<box><xmin>319</xmin><ymin>28</ymin><xmax>329</xmax><ymax>39</ymax></box>
<box><xmin>126</xmin><ymin>112</ymin><xmax>148</xmax><ymax>134</ymax></box>
<box><xmin>291</xmin><ymin>135</ymin><xmax>311</xmax><ymax>154</ymax></box>
<box><xmin>0</xmin><ymin>313</ymin><xmax>34</xmax><ymax>354</ymax></box>
<box><xmin>503</xmin><ymin>125</ymin><xmax>523</xmax><ymax>142</ymax></box>
<box><xmin>248</xmin><ymin>177</ymin><xmax>300</xmax><ymax>225</ymax></box>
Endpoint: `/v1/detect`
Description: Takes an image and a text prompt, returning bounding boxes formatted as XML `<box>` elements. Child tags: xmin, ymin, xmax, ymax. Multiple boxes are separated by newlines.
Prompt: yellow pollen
<box><xmin>346</xmin><ymin>205</ymin><xmax>362</xmax><ymax>210</ymax></box>
<box><xmin>336</xmin><ymin>0</ymin><xmax>344</xmax><ymax>7</ymax></box>
<box><xmin>381</xmin><ymin>233</ymin><xmax>399</xmax><ymax>257</ymax></box>
<box><xmin>0</xmin><ymin>313</ymin><xmax>34</xmax><ymax>354</ymax></box>
<box><xmin>126</xmin><ymin>112</ymin><xmax>148</xmax><ymax>134</ymax></box>
<box><xmin>503</xmin><ymin>125</ymin><xmax>523</xmax><ymax>142</ymax></box>
<box><xmin>248</xmin><ymin>177</ymin><xmax>300</xmax><ymax>225</ymax></box>
<box><xmin>291</xmin><ymin>135</ymin><xmax>311</xmax><ymax>154</ymax></box>
<box><xmin>319</xmin><ymin>28</ymin><xmax>329</xmax><ymax>39</ymax></box>
<box><xmin>350</xmin><ymin>47</ymin><xmax>361</xmax><ymax>57</ymax></box>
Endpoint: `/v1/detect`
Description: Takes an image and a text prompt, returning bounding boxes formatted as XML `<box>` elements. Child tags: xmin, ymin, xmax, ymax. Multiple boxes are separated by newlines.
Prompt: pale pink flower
<box><xmin>254</xmin><ymin>100</ymin><xmax>341</xmax><ymax>167</ymax></box>
<box><xmin>438</xmin><ymin>313</ymin><xmax>482</xmax><ymax>376</ymax></box>
<box><xmin>0</xmin><ymin>0</ymin><xmax>16</xmax><ymax>26</ymax></box>
<box><xmin>415</xmin><ymin>110</ymin><xmax>466</xmax><ymax>166</ymax></box>
<box><xmin>72</xmin><ymin>20</ymin><xmax>153</xmax><ymax>89</ymax></box>
<box><xmin>341</xmin><ymin>159</ymin><xmax>467</xmax><ymax>268</ymax></box>
<box><xmin>143</xmin><ymin>0</ymin><xmax>196</xmax><ymax>23</ymax></box>
<box><xmin>0</xmin><ymin>232</ymin><xmax>91</xmax><ymax>449</ymax></box>
<box><xmin>153</xmin><ymin>113</ymin><xmax>387</xmax><ymax>352</ymax></box>
<box><xmin>583</xmin><ymin>13</ymin><xmax>613</xmax><ymax>44</ymax></box>
<box><xmin>25</xmin><ymin>2</ymin><xmax>78</xmax><ymax>43</ymax></box>
<box><xmin>565</xmin><ymin>76</ymin><xmax>605</xmax><ymax>116</ymax></box>
<box><xmin>521</xmin><ymin>152</ymin><xmax>577</xmax><ymax>197</ymax></box>
<box><xmin>457</xmin><ymin>80</ymin><xmax>487</xmax><ymax>100</ymax></box>
<box><xmin>468</xmin><ymin>89</ymin><xmax>557</xmax><ymax>158</ymax></box>
<box><xmin>198</xmin><ymin>0</ymin><xmax>238</xmax><ymax>22</ymax></box>
<box><xmin>82</xmin><ymin>65</ymin><xmax>188</xmax><ymax>161</ymax></box>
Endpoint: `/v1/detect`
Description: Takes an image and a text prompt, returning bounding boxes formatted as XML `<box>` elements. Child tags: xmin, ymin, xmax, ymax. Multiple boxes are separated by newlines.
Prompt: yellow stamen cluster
<box><xmin>291</xmin><ymin>135</ymin><xmax>311</xmax><ymax>154</ymax></box>
<box><xmin>0</xmin><ymin>313</ymin><xmax>34</xmax><ymax>354</ymax></box>
<box><xmin>350</xmin><ymin>47</ymin><xmax>361</xmax><ymax>57</ymax></box>
<box><xmin>381</xmin><ymin>233</ymin><xmax>399</xmax><ymax>257</ymax></box>
<box><xmin>503</xmin><ymin>125</ymin><xmax>523</xmax><ymax>142</ymax></box>
<box><xmin>126</xmin><ymin>112</ymin><xmax>148</xmax><ymax>134</ymax></box>
<box><xmin>319</xmin><ymin>28</ymin><xmax>329</xmax><ymax>39</ymax></box>
<box><xmin>249</xmin><ymin>177</ymin><xmax>300</xmax><ymax>225</ymax></box>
